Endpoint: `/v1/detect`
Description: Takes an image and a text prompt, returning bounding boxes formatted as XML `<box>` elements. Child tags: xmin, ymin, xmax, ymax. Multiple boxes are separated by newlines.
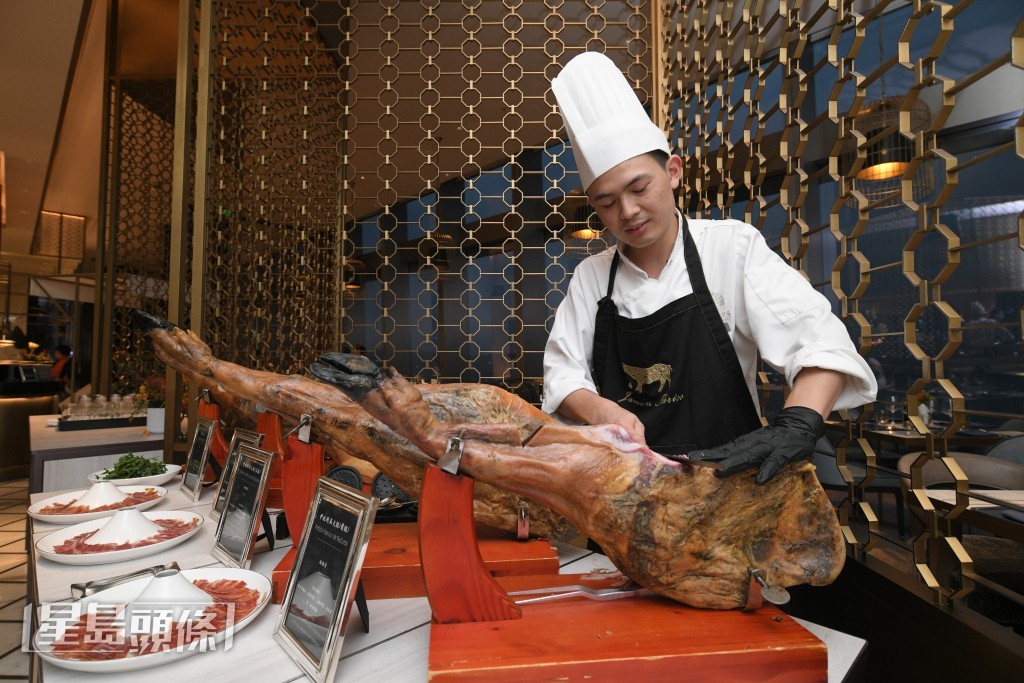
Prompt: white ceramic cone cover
<box><xmin>124</xmin><ymin>569</ymin><xmax>216</xmax><ymax>626</ymax></box>
<box><xmin>85</xmin><ymin>507</ymin><xmax>162</xmax><ymax>545</ymax></box>
<box><xmin>73</xmin><ymin>481</ymin><xmax>129</xmax><ymax>509</ymax></box>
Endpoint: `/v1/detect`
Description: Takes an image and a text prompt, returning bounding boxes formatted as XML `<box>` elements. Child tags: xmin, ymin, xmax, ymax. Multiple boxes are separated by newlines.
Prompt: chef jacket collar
<box><xmin>614</xmin><ymin>210</ymin><xmax>685</xmax><ymax>278</ymax></box>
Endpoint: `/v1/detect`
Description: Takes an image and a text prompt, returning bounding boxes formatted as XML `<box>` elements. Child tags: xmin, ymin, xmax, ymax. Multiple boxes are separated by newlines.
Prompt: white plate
<box><xmin>34</xmin><ymin>567</ymin><xmax>271</xmax><ymax>673</ymax></box>
<box><xmin>88</xmin><ymin>464</ymin><xmax>182</xmax><ymax>487</ymax></box>
<box><xmin>28</xmin><ymin>486</ymin><xmax>168</xmax><ymax>525</ymax></box>
<box><xmin>35</xmin><ymin>511</ymin><xmax>205</xmax><ymax>566</ymax></box>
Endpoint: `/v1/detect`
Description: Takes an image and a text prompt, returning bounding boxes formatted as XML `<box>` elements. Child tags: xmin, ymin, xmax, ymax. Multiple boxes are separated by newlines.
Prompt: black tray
<box><xmin>56</xmin><ymin>416</ymin><xmax>145</xmax><ymax>431</ymax></box>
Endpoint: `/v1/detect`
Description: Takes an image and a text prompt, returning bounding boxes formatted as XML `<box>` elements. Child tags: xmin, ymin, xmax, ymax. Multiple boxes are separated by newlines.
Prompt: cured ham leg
<box><xmin>309</xmin><ymin>353</ymin><xmax>846</xmax><ymax>610</ymax></box>
<box><xmin>131</xmin><ymin>311</ymin><xmax>570</xmax><ymax>538</ymax></box>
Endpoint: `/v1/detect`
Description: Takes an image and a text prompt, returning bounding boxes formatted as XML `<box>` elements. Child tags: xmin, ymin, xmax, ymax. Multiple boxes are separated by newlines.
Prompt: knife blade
<box><xmin>663</xmin><ymin>454</ymin><xmax>724</xmax><ymax>469</ymax></box>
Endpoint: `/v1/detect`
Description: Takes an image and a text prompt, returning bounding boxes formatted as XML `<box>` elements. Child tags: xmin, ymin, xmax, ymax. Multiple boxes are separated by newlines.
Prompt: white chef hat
<box><xmin>552</xmin><ymin>52</ymin><xmax>670</xmax><ymax>190</ymax></box>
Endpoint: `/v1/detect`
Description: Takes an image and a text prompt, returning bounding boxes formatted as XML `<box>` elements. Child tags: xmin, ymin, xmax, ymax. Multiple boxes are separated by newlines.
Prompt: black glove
<box><xmin>687</xmin><ymin>406</ymin><xmax>825</xmax><ymax>485</ymax></box>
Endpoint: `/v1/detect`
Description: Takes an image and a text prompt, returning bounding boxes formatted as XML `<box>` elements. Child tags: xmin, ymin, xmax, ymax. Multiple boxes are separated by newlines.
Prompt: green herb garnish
<box><xmin>98</xmin><ymin>453</ymin><xmax>167</xmax><ymax>480</ymax></box>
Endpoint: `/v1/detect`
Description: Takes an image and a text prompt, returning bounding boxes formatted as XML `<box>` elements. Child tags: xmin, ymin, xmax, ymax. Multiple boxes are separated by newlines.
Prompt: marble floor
<box><xmin>0</xmin><ymin>479</ymin><xmax>30</xmax><ymax>681</ymax></box>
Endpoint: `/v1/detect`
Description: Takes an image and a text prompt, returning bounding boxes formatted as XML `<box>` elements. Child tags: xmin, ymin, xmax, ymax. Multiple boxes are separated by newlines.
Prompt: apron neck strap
<box><xmin>605</xmin><ymin>250</ymin><xmax>621</xmax><ymax>300</ymax></box>
<box><xmin>678</xmin><ymin>215</ymin><xmax>711</xmax><ymax>296</ymax></box>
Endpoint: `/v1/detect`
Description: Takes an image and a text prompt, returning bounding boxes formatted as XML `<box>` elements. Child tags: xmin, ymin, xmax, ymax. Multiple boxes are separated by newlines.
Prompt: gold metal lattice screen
<box><xmin>200</xmin><ymin>0</ymin><xmax>652</xmax><ymax>390</ymax></box>
<box><xmin>107</xmin><ymin>81</ymin><xmax>179</xmax><ymax>398</ymax></box>
<box><xmin>662</xmin><ymin>0</ymin><xmax>1024</xmax><ymax>620</ymax></box>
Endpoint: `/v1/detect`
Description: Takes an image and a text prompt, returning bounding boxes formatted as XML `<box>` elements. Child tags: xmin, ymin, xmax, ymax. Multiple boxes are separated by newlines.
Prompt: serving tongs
<box><xmin>71</xmin><ymin>562</ymin><xmax>181</xmax><ymax>599</ymax></box>
<box><xmin>508</xmin><ymin>584</ymin><xmax>654</xmax><ymax>605</ymax></box>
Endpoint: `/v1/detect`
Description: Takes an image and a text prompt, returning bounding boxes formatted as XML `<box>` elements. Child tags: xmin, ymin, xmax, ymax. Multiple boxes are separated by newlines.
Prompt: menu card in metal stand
<box><xmin>210</xmin><ymin>429</ymin><xmax>263</xmax><ymax>521</ymax></box>
<box><xmin>181</xmin><ymin>417</ymin><xmax>216</xmax><ymax>501</ymax></box>
<box><xmin>274</xmin><ymin>477</ymin><xmax>377</xmax><ymax>683</ymax></box>
<box><xmin>211</xmin><ymin>444</ymin><xmax>275</xmax><ymax>569</ymax></box>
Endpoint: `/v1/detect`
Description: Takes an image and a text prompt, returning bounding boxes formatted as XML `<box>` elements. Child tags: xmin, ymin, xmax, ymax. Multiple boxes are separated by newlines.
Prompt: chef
<box><xmin>543</xmin><ymin>52</ymin><xmax>876</xmax><ymax>484</ymax></box>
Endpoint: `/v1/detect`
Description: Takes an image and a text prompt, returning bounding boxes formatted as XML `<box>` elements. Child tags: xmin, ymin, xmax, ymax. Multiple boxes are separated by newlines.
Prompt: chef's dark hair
<box><xmin>646</xmin><ymin>149</ymin><xmax>670</xmax><ymax>166</ymax></box>
<box><xmin>645</xmin><ymin>149</ymin><xmax>684</xmax><ymax>205</ymax></box>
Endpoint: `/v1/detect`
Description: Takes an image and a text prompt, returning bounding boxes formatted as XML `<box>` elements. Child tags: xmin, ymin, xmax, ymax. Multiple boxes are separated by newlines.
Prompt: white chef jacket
<box><xmin>542</xmin><ymin>212</ymin><xmax>877</xmax><ymax>416</ymax></box>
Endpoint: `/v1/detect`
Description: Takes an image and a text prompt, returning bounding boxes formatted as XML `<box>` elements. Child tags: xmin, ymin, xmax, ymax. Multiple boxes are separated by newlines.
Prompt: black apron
<box><xmin>591</xmin><ymin>216</ymin><xmax>761</xmax><ymax>455</ymax></box>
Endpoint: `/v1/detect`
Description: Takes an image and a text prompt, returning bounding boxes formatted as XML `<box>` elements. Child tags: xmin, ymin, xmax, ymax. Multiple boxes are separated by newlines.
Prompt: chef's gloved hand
<box><xmin>687</xmin><ymin>406</ymin><xmax>825</xmax><ymax>485</ymax></box>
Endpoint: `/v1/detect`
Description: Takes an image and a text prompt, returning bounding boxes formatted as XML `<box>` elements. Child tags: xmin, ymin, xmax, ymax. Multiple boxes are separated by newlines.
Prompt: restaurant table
<box><xmin>28</xmin><ymin>486</ymin><xmax>867</xmax><ymax>682</ymax></box>
<box><xmin>827</xmin><ymin>420</ymin><xmax>1018</xmax><ymax>458</ymax></box>
<box><xmin>925</xmin><ymin>489</ymin><xmax>1024</xmax><ymax>544</ymax></box>
<box><xmin>28</xmin><ymin>414</ymin><xmax>164</xmax><ymax>493</ymax></box>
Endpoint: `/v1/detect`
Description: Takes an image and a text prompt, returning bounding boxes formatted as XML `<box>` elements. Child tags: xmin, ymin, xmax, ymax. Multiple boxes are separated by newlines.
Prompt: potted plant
<box><xmin>136</xmin><ymin>373</ymin><xmax>167</xmax><ymax>434</ymax></box>
<box><xmin>917</xmin><ymin>390</ymin><xmax>933</xmax><ymax>426</ymax></box>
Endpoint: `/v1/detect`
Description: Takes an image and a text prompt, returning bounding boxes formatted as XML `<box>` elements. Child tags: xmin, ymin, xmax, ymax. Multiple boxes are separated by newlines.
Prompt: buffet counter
<box><xmin>28</xmin><ymin>487</ymin><xmax>866</xmax><ymax>682</ymax></box>
<box><xmin>28</xmin><ymin>415</ymin><xmax>163</xmax><ymax>493</ymax></box>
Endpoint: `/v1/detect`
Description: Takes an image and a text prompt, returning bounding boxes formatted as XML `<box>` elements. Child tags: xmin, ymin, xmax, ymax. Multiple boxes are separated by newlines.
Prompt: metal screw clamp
<box><xmin>438</xmin><ymin>433</ymin><xmax>465</xmax><ymax>475</ymax></box>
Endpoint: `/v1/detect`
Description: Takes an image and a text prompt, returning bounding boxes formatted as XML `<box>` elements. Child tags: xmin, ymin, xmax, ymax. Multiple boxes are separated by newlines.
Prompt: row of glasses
<box><xmin>61</xmin><ymin>394</ymin><xmax>144</xmax><ymax>420</ymax></box>
<box><xmin>874</xmin><ymin>392</ymin><xmax>954</xmax><ymax>430</ymax></box>
<box><xmin>875</xmin><ymin>392</ymin><xmax>905</xmax><ymax>429</ymax></box>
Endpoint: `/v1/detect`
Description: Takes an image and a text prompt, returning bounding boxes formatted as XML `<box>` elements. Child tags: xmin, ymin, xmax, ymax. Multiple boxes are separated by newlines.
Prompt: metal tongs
<box><xmin>71</xmin><ymin>562</ymin><xmax>181</xmax><ymax>599</ymax></box>
<box><xmin>508</xmin><ymin>584</ymin><xmax>653</xmax><ymax>605</ymax></box>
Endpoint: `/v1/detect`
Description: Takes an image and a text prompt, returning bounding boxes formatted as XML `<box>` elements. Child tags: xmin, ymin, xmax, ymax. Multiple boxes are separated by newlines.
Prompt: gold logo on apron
<box><xmin>621</xmin><ymin>362</ymin><xmax>672</xmax><ymax>393</ymax></box>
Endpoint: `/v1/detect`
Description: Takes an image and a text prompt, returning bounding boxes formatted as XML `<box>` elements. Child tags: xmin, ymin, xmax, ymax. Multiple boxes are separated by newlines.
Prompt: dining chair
<box><xmin>985</xmin><ymin>435</ymin><xmax>1024</xmax><ymax>467</ymax></box>
<box><xmin>896</xmin><ymin>451</ymin><xmax>1024</xmax><ymax>634</ymax></box>
<box><xmin>812</xmin><ymin>438</ymin><xmax>905</xmax><ymax>538</ymax></box>
<box><xmin>896</xmin><ymin>451</ymin><xmax>1024</xmax><ymax>493</ymax></box>
<box><xmin>997</xmin><ymin>417</ymin><xmax>1024</xmax><ymax>432</ymax></box>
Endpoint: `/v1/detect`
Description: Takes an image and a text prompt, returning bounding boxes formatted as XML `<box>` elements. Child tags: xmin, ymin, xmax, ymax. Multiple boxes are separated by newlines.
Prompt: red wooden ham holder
<box><xmin>420</xmin><ymin>441</ymin><xmax>828</xmax><ymax>681</ymax></box>
<box><xmin>419</xmin><ymin>463</ymin><xmax>522</xmax><ymax>623</ymax></box>
<box><xmin>271</xmin><ymin>434</ymin><xmax>326</xmax><ymax>602</ymax></box>
<box><xmin>269</xmin><ymin>433</ymin><xmax>559</xmax><ymax>603</ymax></box>
<box><xmin>360</xmin><ymin>521</ymin><xmax>559</xmax><ymax>600</ymax></box>
<box><xmin>255</xmin><ymin>412</ymin><xmax>286</xmax><ymax>511</ymax></box>
<box><xmin>197</xmin><ymin>399</ymin><xmax>229</xmax><ymax>478</ymax></box>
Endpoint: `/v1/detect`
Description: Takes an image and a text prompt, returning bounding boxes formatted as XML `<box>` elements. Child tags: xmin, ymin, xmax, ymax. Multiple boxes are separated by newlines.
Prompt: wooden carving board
<box><xmin>429</xmin><ymin>597</ymin><xmax>827</xmax><ymax>682</ymax></box>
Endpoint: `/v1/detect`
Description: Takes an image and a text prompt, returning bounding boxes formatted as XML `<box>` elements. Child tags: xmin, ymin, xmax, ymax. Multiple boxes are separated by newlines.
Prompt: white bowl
<box><xmin>88</xmin><ymin>463</ymin><xmax>182</xmax><ymax>487</ymax></box>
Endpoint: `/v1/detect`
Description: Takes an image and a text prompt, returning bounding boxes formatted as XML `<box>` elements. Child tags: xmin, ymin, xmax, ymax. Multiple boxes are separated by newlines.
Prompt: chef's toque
<box><xmin>552</xmin><ymin>52</ymin><xmax>670</xmax><ymax>190</ymax></box>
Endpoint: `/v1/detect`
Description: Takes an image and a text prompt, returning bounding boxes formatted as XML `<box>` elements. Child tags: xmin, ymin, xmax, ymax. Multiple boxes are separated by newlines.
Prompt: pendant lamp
<box><xmin>343</xmin><ymin>258</ymin><xmax>364</xmax><ymax>291</ymax></box>
<box><xmin>561</xmin><ymin>192</ymin><xmax>611</xmax><ymax>258</ymax></box>
<box><xmin>846</xmin><ymin>95</ymin><xmax>933</xmax><ymax>209</ymax></box>
<box><xmin>843</xmin><ymin>17</ymin><xmax>933</xmax><ymax>209</ymax></box>
<box><xmin>425</xmin><ymin>231</ymin><xmax>452</xmax><ymax>273</ymax></box>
